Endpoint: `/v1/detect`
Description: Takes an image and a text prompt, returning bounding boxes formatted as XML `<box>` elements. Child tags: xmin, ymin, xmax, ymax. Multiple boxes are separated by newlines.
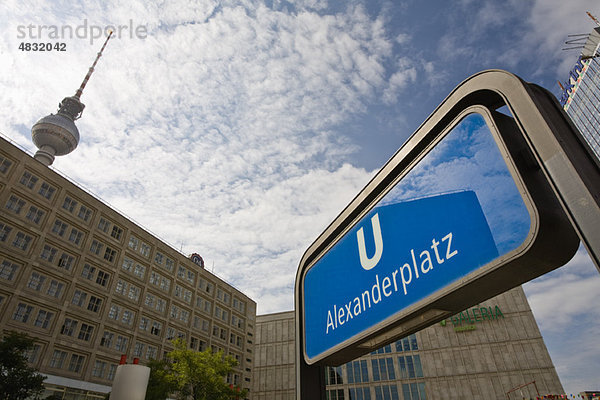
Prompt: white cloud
<box><xmin>1</xmin><ymin>1</ymin><xmax>393</xmax><ymax>315</ymax></box>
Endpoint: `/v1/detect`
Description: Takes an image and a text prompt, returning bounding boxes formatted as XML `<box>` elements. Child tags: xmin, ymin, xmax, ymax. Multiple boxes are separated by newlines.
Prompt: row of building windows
<box><xmin>327</xmin><ymin>355</ymin><xmax>424</xmax><ymax>386</ymax></box>
<box><xmin>327</xmin><ymin>335</ymin><xmax>422</xmax><ymax>388</ymax></box>
<box><xmin>2</xmin><ymin>263</ymin><xmax>245</xmax><ymax>338</ymax></box>
<box><xmin>326</xmin><ymin>383</ymin><xmax>426</xmax><ymax>400</ymax></box>
<box><xmin>24</xmin><ymin>342</ymin><xmax>120</xmax><ymax>382</ymax></box>
<box><xmin>2</xmin><ymin>210</ymin><xmax>247</xmax><ymax>320</ymax></box>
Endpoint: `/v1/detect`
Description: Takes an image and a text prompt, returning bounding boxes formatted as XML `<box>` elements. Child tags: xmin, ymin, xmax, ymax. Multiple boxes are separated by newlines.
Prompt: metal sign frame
<box><xmin>295</xmin><ymin>69</ymin><xmax>600</xmax><ymax>400</ymax></box>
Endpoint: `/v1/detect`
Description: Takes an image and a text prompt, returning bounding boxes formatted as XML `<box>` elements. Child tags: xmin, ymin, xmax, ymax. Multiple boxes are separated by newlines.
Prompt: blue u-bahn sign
<box><xmin>303</xmin><ymin>190</ymin><xmax>498</xmax><ymax>360</ymax></box>
<box><xmin>296</xmin><ymin>70</ymin><xmax>590</xmax><ymax>383</ymax></box>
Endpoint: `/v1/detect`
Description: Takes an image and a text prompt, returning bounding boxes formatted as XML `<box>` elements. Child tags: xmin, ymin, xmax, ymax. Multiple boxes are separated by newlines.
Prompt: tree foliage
<box><xmin>0</xmin><ymin>331</ymin><xmax>46</xmax><ymax>400</ymax></box>
<box><xmin>145</xmin><ymin>358</ymin><xmax>178</xmax><ymax>400</ymax></box>
<box><xmin>145</xmin><ymin>339</ymin><xmax>247</xmax><ymax>400</ymax></box>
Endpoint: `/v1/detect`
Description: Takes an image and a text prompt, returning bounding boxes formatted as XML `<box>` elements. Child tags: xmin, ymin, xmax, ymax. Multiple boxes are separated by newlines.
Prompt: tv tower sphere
<box><xmin>31</xmin><ymin>31</ymin><xmax>112</xmax><ymax>166</ymax></box>
<box><xmin>31</xmin><ymin>97</ymin><xmax>83</xmax><ymax>166</ymax></box>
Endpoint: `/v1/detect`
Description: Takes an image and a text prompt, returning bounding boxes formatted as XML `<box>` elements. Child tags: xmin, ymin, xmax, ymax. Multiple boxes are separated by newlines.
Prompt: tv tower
<box><xmin>31</xmin><ymin>31</ymin><xmax>113</xmax><ymax>166</ymax></box>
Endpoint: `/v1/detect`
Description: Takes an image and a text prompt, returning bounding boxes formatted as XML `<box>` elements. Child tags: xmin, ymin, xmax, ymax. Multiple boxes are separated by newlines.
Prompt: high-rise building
<box><xmin>0</xmin><ymin>136</ymin><xmax>256</xmax><ymax>398</ymax></box>
<box><xmin>559</xmin><ymin>24</ymin><xmax>600</xmax><ymax>160</ymax></box>
<box><xmin>252</xmin><ymin>286</ymin><xmax>564</xmax><ymax>400</ymax></box>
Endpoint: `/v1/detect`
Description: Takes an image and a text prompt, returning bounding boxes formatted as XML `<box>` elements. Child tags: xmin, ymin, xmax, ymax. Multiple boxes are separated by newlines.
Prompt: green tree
<box><xmin>0</xmin><ymin>331</ymin><xmax>46</xmax><ymax>400</ymax></box>
<box><xmin>145</xmin><ymin>358</ymin><xmax>178</xmax><ymax>400</ymax></box>
<box><xmin>168</xmin><ymin>339</ymin><xmax>247</xmax><ymax>400</ymax></box>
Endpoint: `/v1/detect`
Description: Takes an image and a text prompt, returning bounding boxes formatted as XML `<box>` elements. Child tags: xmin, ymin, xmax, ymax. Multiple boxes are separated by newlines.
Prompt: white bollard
<box><xmin>109</xmin><ymin>363</ymin><xmax>151</xmax><ymax>400</ymax></box>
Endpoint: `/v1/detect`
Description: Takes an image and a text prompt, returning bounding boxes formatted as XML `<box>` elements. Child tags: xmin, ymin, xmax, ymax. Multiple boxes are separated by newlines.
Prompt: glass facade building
<box><xmin>252</xmin><ymin>286</ymin><xmax>564</xmax><ymax>400</ymax></box>
<box><xmin>560</xmin><ymin>27</ymin><xmax>600</xmax><ymax>160</ymax></box>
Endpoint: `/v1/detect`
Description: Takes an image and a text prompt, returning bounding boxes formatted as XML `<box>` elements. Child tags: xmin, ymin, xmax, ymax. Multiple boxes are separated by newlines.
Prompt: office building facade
<box><xmin>560</xmin><ymin>26</ymin><xmax>600</xmax><ymax>160</ymax></box>
<box><xmin>0</xmin><ymin>136</ymin><xmax>256</xmax><ymax>398</ymax></box>
<box><xmin>252</xmin><ymin>286</ymin><xmax>564</xmax><ymax>400</ymax></box>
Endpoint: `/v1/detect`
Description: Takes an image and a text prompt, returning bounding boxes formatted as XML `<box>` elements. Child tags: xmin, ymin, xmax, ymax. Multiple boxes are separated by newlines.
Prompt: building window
<box><xmin>139</xmin><ymin>317</ymin><xmax>149</xmax><ymax>331</ymax></box>
<box><xmin>101</xmin><ymin>331</ymin><xmax>114</xmax><ymax>348</ymax></box>
<box><xmin>150</xmin><ymin>321</ymin><xmax>162</xmax><ymax>336</ymax></box>
<box><xmin>0</xmin><ymin>223</ymin><xmax>12</xmax><ymax>243</ymax></box>
<box><xmin>40</xmin><ymin>244</ymin><xmax>58</xmax><ymax>263</ymax></box>
<box><xmin>133</xmin><ymin>342</ymin><xmax>145</xmax><ymax>357</ymax></box>
<box><xmin>0</xmin><ymin>259</ymin><xmax>19</xmax><ymax>281</ymax></box>
<box><xmin>146</xmin><ymin>346</ymin><xmax>157</xmax><ymax>360</ymax></box>
<box><xmin>90</xmin><ymin>240</ymin><xmax>104</xmax><ymax>255</ymax></box>
<box><xmin>26</xmin><ymin>344</ymin><xmax>42</xmax><ymax>364</ymax></box>
<box><xmin>96</xmin><ymin>270</ymin><xmax>110</xmax><ymax>287</ymax></box>
<box><xmin>92</xmin><ymin>360</ymin><xmax>107</xmax><ymax>378</ymax></box>
<box><xmin>326</xmin><ymin>389</ymin><xmax>345</xmax><ymax>400</ymax></box>
<box><xmin>5</xmin><ymin>194</ymin><xmax>26</xmax><ymax>214</ymax></box>
<box><xmin>33</xmin><ymin>309</ymin><xmax>53</xmax><ymax>329</ymax></box>
<box><xmin>400</xmin><ymin>383</ymin><xmax>425</xmax><ymax>400</ymax></box>
<box><xmin>46</xmin><ymin>280</ymin><xmax>65</xmax><ymax>298</ymax></box>
<box><xmin>127</xmin><ymin>286</ymin><xmax>140</xmax><ymax>301</ymax></box>
<box><xmin>232</xmin><ymin>298</ymin><xmax>246</xmax><ymax>313</ymax></box>
<box><xmin>121</xmin><ymin>257</ymin><xmax>133</xmax><ymax>273</ymax></box>
<box><xmin>198</xmin><ymin>278</ymin><xmax>214</xmax><ymax>294</ymax></box>
<box><xmin>140</xmin><ymin>243</ymin><xmax>150</xmax><ymax>258</ymax></box>
<box><xmin>61</xmin><ymin>318</ymin><xmax>78</xmax><ymax>336</ymax></box>
<box><xmin>398</xmin><ymin>355</ymin><xmax>423</xmax><ymax>379</ymax></box>
<box><xmin>68</xmin><ymin>354</ymin><xmax>85</xmax><ymax>373</ymax></box>
<box><xmin>78</xmin><ymin>324</ymin><xmax>94</xmax><ymax>341</ymax></box>
<box><xmin>154</xmin><ymin>252</ymin><xmax>164</xmax><ymax>266</ymax></box>
<box><xmin>165</xmin><ymin>258</ymin><xmax>174</xmax><ymax>272</ymax></box>
<box><xmin>326</xmin><ymin>366</ymin><xmax>344</xmax><ymax>385</ymax></box>
<box><xmin>110</xmin><ymin>225</ymin><xmax>123</xmax><ymax>240</ymax></box>
<box><xmin>395</xmin><ymin>334</ymin><xmax>418</xmax><ymax>352</ymax></box>
<box><xmin>180</xmin><ymin>309</ymin><xmax>190</xmax><ymax>323</ymax></box>
<box><xmin>374</xmin><ymin>385</ymin><xmax>400</xmax><ymax>400</ymax></box>
<box><xmin>115</xmin><ymin>335</ymin><xmax>128</xmax><ymax>352</ymax></box>
<box><xmin>0</xmin><ymin>223</ymin><xmax>14</xmax><ymax>241</ymax></box>
<box><xmin>87</xmin><ymin>296</ymin><xmax>102</xmax><ymax>313</ymax></box>
<box><xmin>133</xmin><ymin>263</ymin><xmax>146</xmax><ymax>279</ymax></box>
<box><xmin>0</xmin><ymin>155</ymin><xmax>12</xmax><ymax>174</ymax></box>
<box><xmin>122</xmin><ymin>310</ymin><xmax>134</xmax><ymax>325</ymax></box>
<box><xmin>196</xmin><ymin>297</ymin><xmax>212</xmax><ymax>314</ymax></box>
<box><xmin>81</xmin><ymin>263</ymin><xmax>96</xmax><ymax>280</ymax></box>
<box><xmin>72</xmin><ymin>290</ymin><xmax>87</xmax><ymax>307</ymax></box>
<box><xmin>216</xmin><ymin>288</ymin><xmax>231</xmax><ymax>304</ymax></box>
<box><xmin>348</xmin><ymin>388</ymin><xmax>371</xmax><ymax>400</ymax></box>
<box><xmin>19</xmin><ymin>171</ymin><xmax>38</xmax><ymax>189</ymax></box>
<box><xmin>77</xmin><ymin>205</ymin><xmax>92</xmax><ymax>222</ymax></box>
<box><xmin>108</xmin><ymin>305</ymin><xmax>120</xmax><ymax>320</ymax></box>
<box><xmin>371</xmin><ymin>358</ymin><xmax>396</xmax><ymax>381</ymax></box>
<box><xmin>62</xmin><ymin>196</ymin><xmax>78</xmax><ymax>213</ymax></box>
<box><xmin>98</xmin><ymin>217</ymin><xmax>110</xmax><ymax>233</ymax></box>
<box><xmin>27</xmin><ymin>272</ymin><xmax>46</xmax><ymax>291</ymax></box>
<box><xmin>51</xmin><ymin>219</ymin><xmax>68</xmax><ymax>237</ymax></box>
<box><xmin>107</xmin><ymin>364</ymin><xmax>118</xmax><ymax>381</ymax></box>
<box><xmin>38</xmin><ymin>182</ymin><xmax>56</xmax><ymax>200</ymax></box>
<box><xmin>128</xmin><ymin>235</ymin><xmax>140</xmax><ymax>251</ymax></box>
<box><xmin>13</xmin><ymin>303</ymin><xmax>34</xmax><ymax>323</ymax></box>
<box><xmin>49</xmin><ymin>350</ymin><xmax>68</xmax><ymax>369</ymax></box>
<box><xmin>68</xmin><ymin>228</ymin><xmax>84</xmax><ymax>246</ymax></box>
<box><xmin>57</xmin><ymin>252</ymin><xmax>75</xmax><ymax>271</ymax></box>
<box><xmin>104</xmin><ymin>247</ymin><xmax>116</xmax><ymax>262</ymax></box>
<box><xmin>346</xmin><ymin>360</ymin><xmax>369</xmax><ymax>383</ymax></box>
<box><xmin>12</xmin><ymin>231</ymin><xmax>32</xmax><ymax>251</ymax></box>
<box><xmin>26</xmin><ymin>206</ymin><xmax>45</xmax><ymax>224</ymax></box>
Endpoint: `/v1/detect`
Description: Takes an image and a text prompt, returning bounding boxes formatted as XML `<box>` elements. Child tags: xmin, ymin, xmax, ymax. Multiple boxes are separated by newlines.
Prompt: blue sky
<box><xmin>1</xmin><ymin>0</ymin><xmax>599</xmax><ymax>394</ymax></box>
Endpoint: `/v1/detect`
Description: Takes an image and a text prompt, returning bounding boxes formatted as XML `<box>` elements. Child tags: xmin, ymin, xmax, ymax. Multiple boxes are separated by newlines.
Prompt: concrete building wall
<box><xmin>253</xmin><ymin>311</ymin><xmax>296</xmax><ymax>400</ymax></box>
<box><xmin>0</xmin><ymin>137</ymin><xmax>256</xmax><ymax>397</ymax></box>
<box><xmin>252</xmin><ymin>287</ymin><xmax>564</xmax><ymax>400</ymax></box>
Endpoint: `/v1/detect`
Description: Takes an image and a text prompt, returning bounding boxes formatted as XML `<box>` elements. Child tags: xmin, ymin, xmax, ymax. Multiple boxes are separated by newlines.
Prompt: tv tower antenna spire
<box><xmin>31</xmin><ymin>31</ymin><xmax>113</xmax><ymax>166</ymax></box>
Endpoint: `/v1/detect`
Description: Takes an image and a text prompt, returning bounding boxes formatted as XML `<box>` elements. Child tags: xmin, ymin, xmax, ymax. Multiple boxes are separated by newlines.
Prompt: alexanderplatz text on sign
<box><xmin>295</xmin><ymin>70</ymin><xmax>600</xmax><ymax>399</ymax></box>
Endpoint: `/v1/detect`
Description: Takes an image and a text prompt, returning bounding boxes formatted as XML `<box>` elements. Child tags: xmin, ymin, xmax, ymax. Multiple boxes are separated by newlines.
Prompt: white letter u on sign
<box><xmin>357</xmin><ymin>213</ymin><xmax>383</xmax><ymax>270</ymax></box>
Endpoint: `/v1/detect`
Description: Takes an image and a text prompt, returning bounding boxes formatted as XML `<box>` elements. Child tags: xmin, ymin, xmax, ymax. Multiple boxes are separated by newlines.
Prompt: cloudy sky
<box><xmin>1</xmin><ymin>0</ymin><xmax>599</xmax><ymax>394</ymax></box>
